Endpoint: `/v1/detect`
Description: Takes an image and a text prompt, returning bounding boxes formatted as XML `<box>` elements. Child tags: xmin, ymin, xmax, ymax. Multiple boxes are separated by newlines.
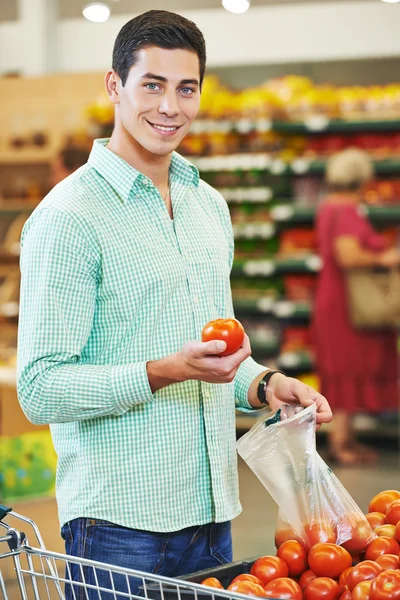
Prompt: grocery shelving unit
<box><xmin>188</xmin><ymin>116</ymin><xmax>400</xmax><ymax>435</ymax></box>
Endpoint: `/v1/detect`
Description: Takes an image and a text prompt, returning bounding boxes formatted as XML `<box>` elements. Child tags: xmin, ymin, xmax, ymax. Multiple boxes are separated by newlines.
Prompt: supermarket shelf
<box><xmin>196</xmin><ymin>154</ymin><xmax>400</xmax><ymax>176</ymax></box>
<box><xmin>236</xmin><ymin>411</ymin><xmax>400</xmax><ymax>437</ymax></box>
<box><xmin>0</xmin><ymin>250</ymin><xmax>20</xmax><ymax>263</ymax></box>
<box><xmin>231</xmin><ymin>255</ymin><xmax>322</xmax><ymax>277</ymax></box>
<box><xmin>295</xmin><ymin>159</ymin><xmax>400</xmax><ymax>176</ymax></box>
<box><xmin>277</xmin><ymin>351</ymin><xmax>314</xmax><ymax>372</ymax></box>
<box><xmin>270</xmin><ymin>204</ymin><xmax>400</xmax><ymax>226</ymax></box>
<box><xmin>233</xmin><ymin>222</ymin><xmax>276</xmax><ymax>240</ymax></box>
<box><xmin>233</xmin><ymin>296</ymin><xmax>275</xmax><ymax>315</ymax></box>
<box><xmin>233</xmin><ymin>297</ymin><xmax>311</xmax><ymax>320</ymax></box>
<box><xmin>273</xmin><ymin>119</ymin><xmax>400</xmax><ymax>135</ymax></box>
<box><xmin>0</xmin><ymin>203</ymin><xmax>37</xmax><ymax>215</ymax></box>
<box><xmin>191</xmin><ymin>118</ymin><xmax>400</xmax><ymax>136</ymax></box>
<box><xmin>249</xmin><ymin>339</ymin><xmax>280</xmax><ymax>357</ymax></box>
<box><xmin>0</xmin><ymin>150</ymin><xmax>53</xmax><ymax>164</ymax></box>
<box><xmin>218</xmin><ymin>187</ymin><xmax>276</xmax><ymax>204</ymax></box>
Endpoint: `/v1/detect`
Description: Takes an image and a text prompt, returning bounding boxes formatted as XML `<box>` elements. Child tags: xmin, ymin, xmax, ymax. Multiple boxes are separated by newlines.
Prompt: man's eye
<box><xmin>180</xmin><ymin>88</ymin><xmax>195</xmax><ymax>95</ymax></box>
<box><xmin>145</xmin><ymin>83</ymin><xmax>161</xmax><ymax>91</ymax></box>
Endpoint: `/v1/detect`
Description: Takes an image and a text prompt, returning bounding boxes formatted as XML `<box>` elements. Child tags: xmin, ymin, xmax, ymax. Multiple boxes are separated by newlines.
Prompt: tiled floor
<box><xmin>2</xmin><ymin>450</ymin><xmax>399</xmax><ymax>599</ymax></box>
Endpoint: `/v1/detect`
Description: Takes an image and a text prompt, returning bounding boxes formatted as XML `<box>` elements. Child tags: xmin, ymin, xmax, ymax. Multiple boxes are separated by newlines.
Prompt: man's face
<box><xmin>114</xmin><ymin>46</ymin><xmax>201</xmax><ymax>156</ymax></box>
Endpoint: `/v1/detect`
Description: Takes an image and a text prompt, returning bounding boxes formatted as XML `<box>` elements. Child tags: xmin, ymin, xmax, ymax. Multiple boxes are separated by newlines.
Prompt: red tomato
<box><xmin>369</xmin><ymin>491</ymin><xmax>400</xmax><ymax>515</ymax></box>
<box><xmin>308</xmin><ymin>543</ymin><xmax>352</xmax><ymax>580</ymax></box>
<box><xmin>365</xmin><ymin>537</ymin><xmax>400</xmax><ymax>561</ymax></box>
<box><xmin>340</xmin><ymin>567</ymin><xmax>354</xmax><ymax>588</ymax></box>
<box><xmin>230</xmin><ymin>574</ymin><xmax>264</xmax><ymax>587</ymax></box>
<box><xmin>276</xmin><ymin>540</ymin><xmax>308</xmax><ymax>577</ymax></box>
<box><xmin>250</xmin><ymin>556</ymin><xmax>289</xmax><ymax>586</ymax></box>
<box><xmin>346</xmin><ymin>561</ymin><xmax>383</xmax><ymax>591</ymax></box>
<box><xmin>369</xmin><ymin>570</ymin><xmax>400</xmax><ymax>600</ymax></box>
<box><xmin>275</xmin><ymin>528</ymin><xmax>301</xmax><ymax>548</ymax></box>
<box><xmin>304</xmin><ymin>522</ymin><xmax>337</xmax><ymax>548</ymax></box>
<box><xmin>375</xmin><ymin>525</ymin><xmax>397</xmax><ymax>539</ymax></box>
<box><xmin>201</xmin><ymin>318</ymin><xmax>244</xmax><ymax>356</ymax></box>
<box><xmin>303</xmin><ymin>577</ymin><xmax>340</xmax><ymax>600</ymax></box>
<box><xmin>365</xmin><ymin>513</ymin><xmax>387</xmax><ymax>531</ymax></box>
<box><xmin>339</xmin><ymin>591</ymin><xmax>352</xmax><ymax>600</ymax></box>
<box><xmin>264</xmin><ymin>577</ymin><xmax>302</xmax><ymax>600</ymax></box>
<box><xmin>228</xmin><ymin>581</ymin><xmax>267</xmax><ymax>596</ymax></box>
<box><xmin>375</xmin><ymin>554</ymin><xmax>400</xmax><ymax>571</ymax></box>
<box><xmin>299</xmin><ymin>569</ymin><xmax>318</xmax><ymax>591</ymax></box>
<box><xmin>352</xmin><ymin>580</ymin><xmax>372</xmax><ymax>600</ymax></box>
<box><xmin>395</xmin><ymin>522</ymin><xmax>400</xmax><ymax>543</ymax></box>
<box><xmin>342</xmin><ymin>520</ymin><xmax>374</xmax><ymax>554</ymax></box>
<box><xmin>201</xmin><ymin>577</ymin><xmax>224</xmax><ymax>588</ymax></box>
<box><xmin>386</xmin><ymin>500</ymin><xmax>400</xmax><ymax>526</ymax></box>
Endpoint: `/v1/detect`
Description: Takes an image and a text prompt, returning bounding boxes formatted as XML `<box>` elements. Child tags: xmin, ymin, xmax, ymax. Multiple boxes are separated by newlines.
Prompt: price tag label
<box><xmin>291</xmin><ymin>158</ymin><xmax>311</xmax><ymax>174</ymax></box>
<box><xmin>256</xmin><ymin>118</ymin><xmax>272</xmax><ymax>133</ymax></box>
<box><xmin>236</xmin><ymin>119</ymin><xmax>253</xmax><ymax>134</ymax></box>
<box><xmin>0</xmin><ymin>301</ymin><xmax>19</xmax><ymax>317</ymax></box>
<box><xmin>271</xmin><ymin>205</ymin><xmax>294</xmax><ymax>222</ymax></box>
<box><xmin>243</xmin><ymin>260</ymin><xmax>276</xmax><ymax>276</ymax></box>
<box><xmin>305</xmin><ymin>255</ymin><xmax>323</xmax><ymax>271</ymax></box>
<box><xmin>257</xmin><ymin>297</ymin><xmax>274</xmax><ymax>313</ymax></box>
<box><xmin>304</xmin><ymin>115</ymin><xmax>329</xmax><ymax>131</ymax></box>
<box><xmin>278</xmin><ymin>352</ymin><xmax>301</xmax><ymax>369</ymax></box>
<box><xmin>270</xmin><ymin>159</ymin><xmax>286</xmax><ymax>175</ymax></box>
<box><xmin>273</xmin><ymin>301</ymin><xmax>295</xmax><ymax>318</ymax></box>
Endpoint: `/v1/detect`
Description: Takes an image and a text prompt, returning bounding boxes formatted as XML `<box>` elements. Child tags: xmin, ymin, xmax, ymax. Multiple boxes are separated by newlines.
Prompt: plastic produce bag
<box><xmin>237</xmin><ymin>404</ymin><xmax>375</xmax><ymax>553</ymax></box>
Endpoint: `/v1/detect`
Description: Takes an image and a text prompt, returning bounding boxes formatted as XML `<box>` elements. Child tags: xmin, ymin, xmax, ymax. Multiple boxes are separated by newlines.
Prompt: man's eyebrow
<box><xmin>141</xmin><ymin>73</ymin><xmax>199</xmax><ymax>86</ymax></box>
<box><xmin>180</xmin><ymin>79</ymin><xmax>200</xmax><ymax>86</ymax></box>
<box><xmin>141</xmin><ymin>72</ymin><xmax>167</xmax><ymax>82</ymax></box>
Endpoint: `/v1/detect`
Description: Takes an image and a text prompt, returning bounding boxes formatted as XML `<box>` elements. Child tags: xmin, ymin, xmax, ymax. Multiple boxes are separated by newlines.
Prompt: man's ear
<box><xmin>105</xmin><ymin>69</ymin><xmax>121</xmax><ymax>104</ymax></box>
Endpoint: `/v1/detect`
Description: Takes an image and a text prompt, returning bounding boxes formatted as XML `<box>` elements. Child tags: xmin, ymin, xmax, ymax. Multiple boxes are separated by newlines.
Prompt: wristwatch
<box><xmin>257</xmin><ymin>370</ymin><xmax>286</xmax><ymax>405</ymax></box>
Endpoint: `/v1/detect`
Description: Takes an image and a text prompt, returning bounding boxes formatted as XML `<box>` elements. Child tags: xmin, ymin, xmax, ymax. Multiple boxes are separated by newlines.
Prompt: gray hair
<box><xmin>325</xmin><ymin>148</ymin><xmax>374</xmax><ymax>190</ymax></box>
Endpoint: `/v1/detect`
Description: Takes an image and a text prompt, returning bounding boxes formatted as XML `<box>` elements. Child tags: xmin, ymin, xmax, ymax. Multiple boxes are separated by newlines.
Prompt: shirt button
<box><xmin>194</xmin><ymin>296</ymin><xmax>199</xmax><ymax>304</ymax></box>
<box><xmin>204</xmin><ymin>390</ymin><xmax>211</xmax><ymax>399</ymax></box>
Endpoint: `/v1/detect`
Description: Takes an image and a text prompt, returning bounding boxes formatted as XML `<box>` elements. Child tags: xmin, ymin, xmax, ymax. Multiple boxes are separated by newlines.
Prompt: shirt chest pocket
<box><xmin>191</xmin><ymin>245</ymin><xmax>231</xmax><ymax>318</ymax></box>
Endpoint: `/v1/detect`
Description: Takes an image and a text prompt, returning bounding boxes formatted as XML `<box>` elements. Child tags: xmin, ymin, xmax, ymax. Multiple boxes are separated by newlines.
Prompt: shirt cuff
<box><xmin>111</xmin><ymin>362</ymin><xmax>156</xmax><ymax>414</ymax></box>
<box><xmin>234</xmin><ymin>357</ymin><xmax>268</xmax><ymax>412</ymax></box>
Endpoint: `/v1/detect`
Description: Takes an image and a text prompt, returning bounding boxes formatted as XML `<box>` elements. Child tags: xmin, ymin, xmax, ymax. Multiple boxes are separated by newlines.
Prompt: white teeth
<box><xmin>152</xmin><ymin>124</ymin><xmax>178</xmax><ymax>132</ymax></box>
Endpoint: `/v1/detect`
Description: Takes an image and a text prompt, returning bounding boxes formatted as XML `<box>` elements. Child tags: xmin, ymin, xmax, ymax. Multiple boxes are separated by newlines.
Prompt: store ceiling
<box><xmin>1</xmin><ymin>0</ymin><xmax>373</xmax><ymax>22</ymax></box>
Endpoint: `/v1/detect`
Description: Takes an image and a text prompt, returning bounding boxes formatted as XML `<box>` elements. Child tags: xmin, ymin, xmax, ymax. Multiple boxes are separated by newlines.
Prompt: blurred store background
<box><xmin>0</xmin><ymin>0</ymin><xmax>399</xmax><ymax>580</ymax></box>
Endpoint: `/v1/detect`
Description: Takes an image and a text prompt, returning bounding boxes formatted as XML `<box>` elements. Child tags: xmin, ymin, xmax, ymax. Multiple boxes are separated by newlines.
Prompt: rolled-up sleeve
<box><xmin>17</xmin><ymin>208</ymin><xmax>155</xmax><ymax>425</ymax></box>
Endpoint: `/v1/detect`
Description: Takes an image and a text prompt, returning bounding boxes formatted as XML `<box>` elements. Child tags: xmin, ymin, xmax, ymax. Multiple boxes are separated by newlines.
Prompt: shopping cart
<box><xmin>0</xmin><ymin>506</ymin><xmax>251</xmax><ymax>600</ymax></box>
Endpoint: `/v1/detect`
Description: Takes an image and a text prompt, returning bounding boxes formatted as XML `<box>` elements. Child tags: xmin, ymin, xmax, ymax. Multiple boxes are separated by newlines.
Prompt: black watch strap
<box><xmin>257</xmin><ymin>370</ymin><xmax>286</xmax><ymax>405</ymax></box>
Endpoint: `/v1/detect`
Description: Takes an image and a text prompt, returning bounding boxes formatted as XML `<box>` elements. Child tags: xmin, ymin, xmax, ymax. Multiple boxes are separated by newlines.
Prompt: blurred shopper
<box><xmin>50</xmin><ymin>143</ymin><xmax>90</xmax><ymax>186</ymax></box>
<box><xmin>313</xmin><ymin>148</ymin><xmax>399</xmax><ymax>466</ymax></box>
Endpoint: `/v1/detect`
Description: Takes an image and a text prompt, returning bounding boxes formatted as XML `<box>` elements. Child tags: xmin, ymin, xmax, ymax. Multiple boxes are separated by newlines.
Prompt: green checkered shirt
<box><xmin>17</xmin><ymin>139</ymin><xmax>266</xmax><ymax>532</ymax></box>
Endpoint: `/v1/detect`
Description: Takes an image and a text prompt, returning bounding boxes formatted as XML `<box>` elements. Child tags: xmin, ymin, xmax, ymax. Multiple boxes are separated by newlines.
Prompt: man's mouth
<box><xmin>146</xmin><ymin>121</ymin><xmax>182</xmax><ymax>133</ymax></box>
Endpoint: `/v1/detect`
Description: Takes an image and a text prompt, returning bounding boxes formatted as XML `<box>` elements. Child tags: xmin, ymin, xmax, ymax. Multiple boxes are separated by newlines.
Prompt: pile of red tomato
<box><xmin>201</xmin><ymin>489</ymin><xmax>400</xmax><ymax>599</ymax></box>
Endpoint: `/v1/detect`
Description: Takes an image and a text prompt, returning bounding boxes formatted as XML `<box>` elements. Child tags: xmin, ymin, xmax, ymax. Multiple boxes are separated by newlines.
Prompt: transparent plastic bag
<box><xmin>237</xmin><ymin>404</ymin><xmax>375</xmax><ymax>553</ymax></box>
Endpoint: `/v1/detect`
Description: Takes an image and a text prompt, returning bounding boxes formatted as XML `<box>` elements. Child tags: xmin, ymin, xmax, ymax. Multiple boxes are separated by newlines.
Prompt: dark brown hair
<box><xmin>112</xmin><ymin>10</ymin><xmax>206</xmax><ymax>88</ymax></box>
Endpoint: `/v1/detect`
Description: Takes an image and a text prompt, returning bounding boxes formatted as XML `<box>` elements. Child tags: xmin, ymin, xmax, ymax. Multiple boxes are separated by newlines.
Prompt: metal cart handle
<box><xmin>0</xmin><ymin>506</ymin><xmax>12</xmax><ymax>522</ymax></box>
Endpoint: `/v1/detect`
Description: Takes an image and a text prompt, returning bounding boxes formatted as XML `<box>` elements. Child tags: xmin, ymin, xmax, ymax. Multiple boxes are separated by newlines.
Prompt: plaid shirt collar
<box><xmin>88</xmin><ymin>138</ymin><xmax>199</xmax><ymax>202</ymax></box>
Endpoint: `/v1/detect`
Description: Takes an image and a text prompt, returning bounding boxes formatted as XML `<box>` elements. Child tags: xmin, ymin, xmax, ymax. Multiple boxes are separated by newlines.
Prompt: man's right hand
<box><xmin>177</xmin><ymin>334</ymin><xmax>252</xmax><ymax>384</ymax></box>
<box><xmin>146</xmin><ymin>334</ymin><xmax>252</xmax><ymax>392</ymax></box>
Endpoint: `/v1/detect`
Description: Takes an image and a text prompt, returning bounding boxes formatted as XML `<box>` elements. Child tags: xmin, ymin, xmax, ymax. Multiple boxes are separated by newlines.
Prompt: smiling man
<box><xmin>17</xmin><ymin>9</ymin><xmax>332</xmax><ymax>598</ymax></box>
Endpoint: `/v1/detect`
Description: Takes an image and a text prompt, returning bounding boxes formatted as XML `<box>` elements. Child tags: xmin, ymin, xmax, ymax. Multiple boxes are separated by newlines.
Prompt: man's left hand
<box><xmin>267</xmin><ymin>373</ymin><xmax>332</xmax><ymax>429</ymax></box>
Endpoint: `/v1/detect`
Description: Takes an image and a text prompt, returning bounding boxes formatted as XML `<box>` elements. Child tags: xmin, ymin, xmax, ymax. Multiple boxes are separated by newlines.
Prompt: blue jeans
<box><xmin>61</xmin><ymin>518</ymin><xmax>232</xmax><ymax>599</ymax></box>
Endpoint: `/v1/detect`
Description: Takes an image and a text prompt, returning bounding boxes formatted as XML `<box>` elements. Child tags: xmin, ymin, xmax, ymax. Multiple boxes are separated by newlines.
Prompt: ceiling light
<box><xmin>82</xmin><ymin>3</ymin><xmax>111</xmax><ymax>22</ymax></box>
<box><xmin>222</xmin><ymin>0</ymin><xmax>250</xmax><ymax>14</ymax></box>
<box><xmin>380</xmin><ymin>0</ymin><xmax>400</xmax><ymax>3</ymax></box>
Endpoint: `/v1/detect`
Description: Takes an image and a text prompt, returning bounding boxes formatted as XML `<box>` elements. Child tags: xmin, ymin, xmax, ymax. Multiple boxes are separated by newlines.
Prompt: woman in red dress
<box><xmin>313</xmin><ymin>148</ymin><xmax>399</xmax><ymax>465</ymax></box>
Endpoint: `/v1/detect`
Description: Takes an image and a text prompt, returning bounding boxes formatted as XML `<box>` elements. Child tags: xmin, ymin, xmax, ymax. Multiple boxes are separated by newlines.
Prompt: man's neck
<box><xmin>107</xmin><ymin>126</ymin><xmax>171</xmax><ymax>190</ymax></box>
